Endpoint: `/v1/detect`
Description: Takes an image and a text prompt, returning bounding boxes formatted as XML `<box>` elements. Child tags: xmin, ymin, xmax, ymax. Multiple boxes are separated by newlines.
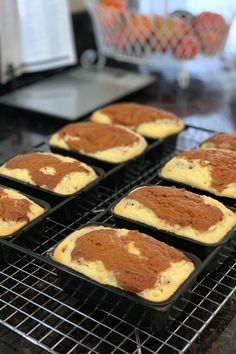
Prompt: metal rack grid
<box><xmin>0</xmin><ymin>125</ymin><xmax>235</xmax><ymax>353</ymax></box>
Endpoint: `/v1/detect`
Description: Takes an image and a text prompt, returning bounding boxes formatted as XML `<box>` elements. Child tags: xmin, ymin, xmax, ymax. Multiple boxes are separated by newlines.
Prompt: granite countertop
<box><xmin>0</xmin><ymin>71</ymin><xmax>236</xmax><ymax>354</ymax></box>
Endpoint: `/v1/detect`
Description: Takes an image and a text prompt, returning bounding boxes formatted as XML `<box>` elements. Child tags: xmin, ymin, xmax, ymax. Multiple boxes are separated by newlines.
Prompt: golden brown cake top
<box><xmin>57</xmin><ymin>122</ymin><xmax>139</xmax><ymax>153</ymax></box>
<box><xmin>70</xmin><ymin>228</ymin><xmax>189</xmax><ymax>293</ymax></box>
<box><xmin>127</xmin><ymin>186</ymin><xmax>223</xmax><ymax>232</ymax></box>
<box><xmin>176</xmin><ymin>149</ymin><xmax>236</xmax><ymax>192</ymax></box>
<box><xmin>4</xmin><ymin>152</ymin><xmax>89</xmax><ymax>190</ymax></box>
<box><xmin>99</xmin><ymin>103</ymin><xmax>180</xmax><ymax>127</ymax></box>
<box><xmin>0</xmin><ymin>187</ymin><xmax>31</xmax><ymax>222</ymax></box>
<box><xmin>202</xmin><ymin>133</ymin><xmax>236</xmax><ymax>151</ymax></box>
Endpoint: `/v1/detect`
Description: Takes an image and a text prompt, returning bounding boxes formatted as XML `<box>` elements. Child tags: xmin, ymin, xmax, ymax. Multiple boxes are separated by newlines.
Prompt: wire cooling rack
<box><xmin>0</xmin><ymin>251</ymin><xmax>235</xmax><ymax>354</ymax></box>
<box><xmin>0</xmin><ymin>125</ymin><xmax>235</xmax><ymax>354</ymax></box>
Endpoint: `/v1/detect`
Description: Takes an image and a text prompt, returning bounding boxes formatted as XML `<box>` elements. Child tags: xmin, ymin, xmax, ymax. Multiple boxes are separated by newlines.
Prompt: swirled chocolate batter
<box><xmin>202</xmin><ymin>133</ymin><xmax>236</xmax><ymax>151</ymax></box>
<box><xmin>71</xmin><ymin>228</ymin><xmax>188</xmax><ymax>293</ymax></box>
<box><xmin>58</xmin><ymin>122</ymin><xmax>138</xmax><ymax>153</ymax></box>
<box><xmin>4</xmin><ymin>153</ymin><xmax>89</xmax><ymax>190</ymax></box>
<box><xmin>177</xmin><ymin>149</ymin><xmax>236</xmax><ymax>192</ymax></box>
<box><xmin>99</xmin><ymin>103</ymin><xmax>180</xmax><ymax>127</ymax></box>
<box><xmin>0</xmin><ymin>187</ymin><xmax>31</xmax><ymax>222</ymax></box>
<box><xmin>128</xmin><ymin>186</ymin><xmax>223</xmax><ymax>232</ymax></box>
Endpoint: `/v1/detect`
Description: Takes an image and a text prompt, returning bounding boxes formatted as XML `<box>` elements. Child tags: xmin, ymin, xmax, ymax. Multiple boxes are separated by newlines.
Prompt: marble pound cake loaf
<box><xmin>0</xmin><ymin>186</ymin><xmax>45</xmax><ymax>236</ymax></box>
<box><xmin>0</xmin><ymin>152</ymin><xmax>98</xmax><ymax>195</ymax></box>
<box><xmin>52</xmin><ymin>225</ymin><xmax>195</xmax><ymax>302</ymax></box>
<box><xmin>49</xmin><ymin>122</ymin><xmax>147</xmax><ymax>163</ymax></box>
<box><xmin>200</xmin><ymin>133</ymin><xmax>236</xmax><ymax>152</ymax></box>
<box><xmin>113</xmin><ymin>186</ymin><xmax>236</xmax><ymax>244</ymax></box>
<box><xmin>91</xmin><ymin>102</ymin><xmax>185</xmax><ymax>139</ymax></box>
<box><xmin>160</xmin><ymin>149</ymin><xmax>236</xmax><ymax>199</ymax></box>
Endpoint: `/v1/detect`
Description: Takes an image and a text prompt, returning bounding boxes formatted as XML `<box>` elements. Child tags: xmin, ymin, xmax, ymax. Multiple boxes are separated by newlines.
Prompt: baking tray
<box><xmin>0</xmin><ymin>152</ymin><xmax>104</xmax><ymax>207</ymax></box>
<box><xmin>109</xmin><ymin>183</ymin><xmax>236</xmax><ymax>271</ymax></box>
<box><xmin>0</xmin><ymin>185</ymin><xmax>50</xmax><ymax>263</ymax></box>
<box><xmin>47</xmin><ymin>222</ymin><xmax>201</xmax><ymax>332</ymax></box>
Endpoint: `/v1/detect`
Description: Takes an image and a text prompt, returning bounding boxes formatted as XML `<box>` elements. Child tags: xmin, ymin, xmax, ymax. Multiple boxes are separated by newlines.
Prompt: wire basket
<box><xmin>85</xmin><ymin>0</ymin><xmax>232</xmax><ymax>66</ymax></box>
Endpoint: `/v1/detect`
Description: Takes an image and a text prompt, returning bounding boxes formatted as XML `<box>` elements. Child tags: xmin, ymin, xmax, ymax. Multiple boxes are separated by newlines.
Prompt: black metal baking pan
<box><xmin>145</xmin><ymin>129</ymin><xmax>181</xmax><ymax>149</ymax></box>
<box><xmin>109</xmin><ymin>184</ymin><xmax>236</xmax><ymax>270</ymax></box>
<box><xmin>0</xmin><ymin>153</ymin><xmax>104</xmax><ymax>207</ymax></box>
<box><xmin>5</xmin><ymin>210</ymin><xmax>106</xmax><ymax>265</ymax></box>
<box><xmin>0</xmin><ymin>185</ymin><xmax>50</xmax><ymax>240</ymax></box>
<box><xmin>49</xmin><ymin>135</ymin><xmax>165</xmax><ymax>186</ymax></box>
<box><xmin>200</xmin><ymin>236</ymin><xmax>236</xmax><ymax>273</ymax></box>
<box><xmin>49</xmin><ymin>143</ymin><xmax>146</xmax><ymax>171</ymax></box>
<box><xmin>47</xmin><ymin>223</ymin><xmax>201</xmax><ymax>332</ymax></box>
<box><xmin>198</xmin><ymin>132</ymin><xmax>222</xmax><ymax>148</ymax></box>
<box><xmin>0</xmin><ymin>185</ymin><xmax>50</xmax><ymax>263</ymax></box>
<box><xmin>158</xmin><ymin>166</ymin><xmax>236</xmax><ymax>207</ymax></box>
<box><xmin>48</xmin><ymin>117</ymin><xmax>166</xmax><ymax>164</ymax></box>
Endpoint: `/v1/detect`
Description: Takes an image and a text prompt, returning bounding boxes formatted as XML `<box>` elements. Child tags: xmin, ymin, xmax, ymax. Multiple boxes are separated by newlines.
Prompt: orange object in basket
<box><xmin>193</xmin><ymin>12</ymin><xmax>228</xmax><ymax>55</ymax></box>
<box><xmin>153</xmin><ymin>16</ymin><xmax>193</xmax><ymax>52</ymax></box>
<box><xmin>129</xmin><ymin>14</ymin><xmax>153</xmax><ymax>42</ymax></box>
<box><xmin>101</xmin><ymin>0</ymin><xmax>126</xmax><ymax>11</ymax></box>
<box><xmin>115</xmin><ymin>14</ymin><xmax>154</xmax><ymax>51</ymax></box>
<box><xmin>174</xmin><ymin>34</ymin><xmax>200</xmax><ymax>59</ymax></box>
<box><xmin>97</xmin><ymin>2</ymin><xmax>126</xmax><ymax>46</ymax></box>
<box><xmin>199</xmin><ymin>31</ymin><xmax>226</xmax><ymax>55</ymax></box>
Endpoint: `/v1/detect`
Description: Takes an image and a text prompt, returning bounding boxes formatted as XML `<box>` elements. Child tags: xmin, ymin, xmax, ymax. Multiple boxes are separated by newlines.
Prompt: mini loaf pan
<box><xmin>1</xmin><ymin>209</ymin><xmax>107</xmax><ymax>268</ymax></box>
<box><xmin>200</xmin><ymin>237</ymin><xmax>236</xmax><ymax>273</ymax></box>
<box><xmin>48</xmin><ymin>118</ymin><xmax>166</xmax><ymax>168</ymax></box>
<box><xmin>145</xmin><ymin>128</ymin><xmax>181</xmax><ymax>149</ymax></box>
<box><xmin>0</xmin><ymin>153</ymin><xmax>104</xmax><ymax>206</ymax></box>
<box><xmin>47</xmin><ymin>223</ymin><xmax>201</xmax><ymax>332</ymax></box>
<box><xmin>49</xmin><ymin>136</ymin><xmax>165</xmax><ymax>187</ymax></box>
<box><xmin>0</xmin><ymin>184</ymin><xmax>50</xmax><ymax>240</ymax></box>
<box><xmin>0</xmin><ymin>185</ymin><xmax>50</xmax><ymax>263</ymax></box>
<box><xmin>49</xmin><ymin>144</ymin><xmax>144</xmax><ymax>189</ymax></box>
<box><xmin>198</xmin><ymin>132</ymin><xmax>222</xmax><ymax>149</ymax></box>
<box><xmin>158</xmin><ymin>164</ymin><xmax>236</xmax><ymax>207</ymax></box>
<box><xmin>109</xmin><ymin>184</ymin><xmax>236</xmax><ymax>269</ymax></box>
